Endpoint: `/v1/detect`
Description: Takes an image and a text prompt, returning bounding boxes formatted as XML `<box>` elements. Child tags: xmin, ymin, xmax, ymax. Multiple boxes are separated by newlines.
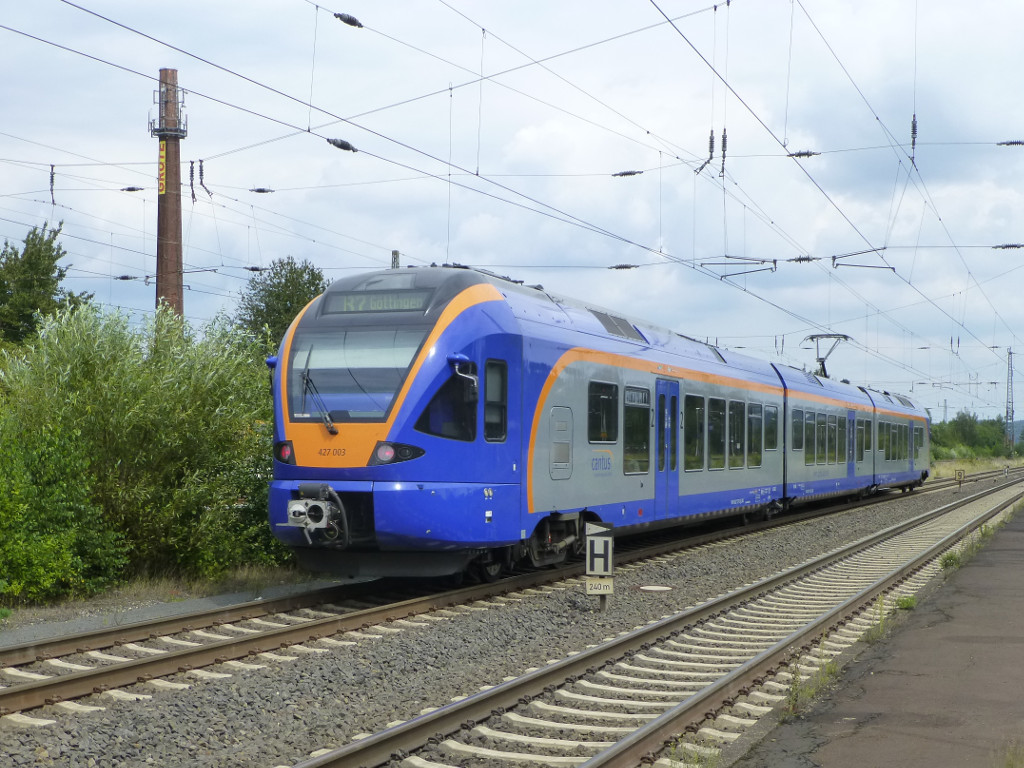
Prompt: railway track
<box><xmin>280</xmin><ymin>477</ymin><xmax>1024</xmax><ymax>768</ymax></box>
<box><xmin>0</xmin><ymin>468</ymin><xmax>1018</xmax><ymax>733</ymax></box>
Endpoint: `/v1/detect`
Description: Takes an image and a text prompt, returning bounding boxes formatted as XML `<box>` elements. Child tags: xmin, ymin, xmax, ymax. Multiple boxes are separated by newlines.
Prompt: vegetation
<box><xmin>931</xmin><ymin>410</ymin><xmax>1020</xmax><ymax>460</ymax></box>
<box><xmin>234</xmin><ymin>255</ymin><xmax>327</xmax><ymax>350</ymax></box>
<box><xmin>0</xmin><ymin>223</ymin><xmax>91</xmax><ymax>349</ymax></box>
<box><xmin>0</xmin><ymin>304</ymin><xmax>290</xmax><ymax>603</ymax></box>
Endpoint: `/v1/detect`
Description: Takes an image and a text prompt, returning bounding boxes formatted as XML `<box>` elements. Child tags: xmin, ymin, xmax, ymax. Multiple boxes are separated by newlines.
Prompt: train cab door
<box><xmin>655</xmin><ymin>379</ymin><xmax>680</xmax><ymax>519</ymax></box>
<box><xmin>477</xmin><ymin>337</ymin><xmax>522</xmax><ymax>543</ymax></box>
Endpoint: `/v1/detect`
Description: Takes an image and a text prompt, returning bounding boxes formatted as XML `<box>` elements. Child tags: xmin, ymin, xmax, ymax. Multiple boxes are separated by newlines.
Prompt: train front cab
<box><xmin>269</xmin><ymin>268</ymin><xmax>528</xmax><ymax>578</ymax></box>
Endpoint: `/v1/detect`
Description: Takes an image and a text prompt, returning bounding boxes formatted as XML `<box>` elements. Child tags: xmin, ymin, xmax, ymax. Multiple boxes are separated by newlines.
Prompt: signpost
<box><xmin>584</xmin><ymin>522</ymin><xmax>614</xmax><ymax>610</ymax></box>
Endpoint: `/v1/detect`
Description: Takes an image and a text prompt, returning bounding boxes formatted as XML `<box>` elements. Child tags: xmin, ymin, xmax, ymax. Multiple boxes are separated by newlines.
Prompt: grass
<box><xmin>782</xmin><ymin>637</ymin><xmax>842</xmax><ymax>719</ymax></box>
<box><xmin>995</xmin><ymin>740</ymin><xmax>1024</xmax><ymax>768</ymax></box>
<box><xmin>930</xmin><ymin>457</ymin><xmax>1024</xmax><ymax>480</ymax></box>
<box><xmin>0</xmin><ymin>564</ymin><xmax>320</xmax><ymax>631</ymax></box>
<box><xmin>942</xmin><ymin>523</ymin><xmax>996</xmax><ymax>572</ymax></box>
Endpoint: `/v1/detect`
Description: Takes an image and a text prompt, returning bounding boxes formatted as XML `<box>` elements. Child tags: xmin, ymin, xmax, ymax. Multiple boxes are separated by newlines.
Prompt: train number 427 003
<box><xmin>318</xmin><ymin>448</ymin><xmax>347</xmax><ymax>457</ymax></box>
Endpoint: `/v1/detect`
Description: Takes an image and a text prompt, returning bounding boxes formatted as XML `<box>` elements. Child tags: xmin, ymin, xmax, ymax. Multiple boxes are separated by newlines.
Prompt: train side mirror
<box><xmin>447</xmin><ymin>353</ymin><xmax>479</xmax><ymax>404</ymax></box>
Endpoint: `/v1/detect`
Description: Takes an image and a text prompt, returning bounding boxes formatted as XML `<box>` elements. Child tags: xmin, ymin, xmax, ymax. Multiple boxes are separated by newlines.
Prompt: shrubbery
<box><xmin>0</xmin><ymin>304</ymin><xmax>290</xmax><ymax>603</ymax></box>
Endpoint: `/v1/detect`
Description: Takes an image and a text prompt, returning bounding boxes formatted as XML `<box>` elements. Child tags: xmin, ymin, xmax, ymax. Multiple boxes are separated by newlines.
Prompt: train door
<box><xmin>655</xmin><ymin>379</ymin><xmax>680</xmax><ymax>519</ymax></box>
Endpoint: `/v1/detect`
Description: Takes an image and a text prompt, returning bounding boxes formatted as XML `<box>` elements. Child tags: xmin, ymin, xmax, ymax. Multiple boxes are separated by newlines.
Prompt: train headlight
<box><xmin>275</xmin><ymin>441</ymin><xmax>295</xmax><ymax>464</ymax></box>
<box><xmin>368</xmin><ymin>441</ymin><xmax>425</xmax><ymax>466</ymax></box>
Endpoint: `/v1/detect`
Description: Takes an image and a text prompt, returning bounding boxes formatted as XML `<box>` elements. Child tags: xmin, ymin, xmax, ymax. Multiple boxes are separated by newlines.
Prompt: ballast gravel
<box><xmin>0</xmin><ymin>488</ymin><xmax>966</xmax><ymax>767</ymax></box>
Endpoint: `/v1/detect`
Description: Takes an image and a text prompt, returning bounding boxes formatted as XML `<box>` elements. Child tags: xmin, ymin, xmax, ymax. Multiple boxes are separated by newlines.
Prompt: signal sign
<box><xmin>585</xmin><ymin>522</ymin><xmax>614</xmax><ymax>577</ymax></box>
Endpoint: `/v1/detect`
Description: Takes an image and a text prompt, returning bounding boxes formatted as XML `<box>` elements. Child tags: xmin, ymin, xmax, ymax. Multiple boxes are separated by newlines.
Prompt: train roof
<box><xmin>317</xmin><ymin>266</ymin><xmax>924</xmax><ymax>414</ymax></box>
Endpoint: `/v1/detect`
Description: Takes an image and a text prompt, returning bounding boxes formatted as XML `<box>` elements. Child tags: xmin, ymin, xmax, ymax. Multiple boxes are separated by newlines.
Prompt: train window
<box><xmin>764</xmin><ymin>405</ymin><xmax>779</xmax><ymax>450</ymax></box>
<box><xmin>914</xmin><ymin>426</ymin><xmax>924</xmax><ymax>458</ymax></box>
<box><xmin>816</xmin><ymin>413</ymin><xmax>827</xmax><ymax>464</ymax></box>
<box><xmin>623</xmin><ymin>387</ymin><xmax>650</xmax><ymax>474</ymax></box>
<box><xmin>588</xmin><ymin>382</ymin><xmax>619</xmax><ymax>443</ymax></box>
<box><xmin>748</xmin><ymin>403</ymin><xmax>763</xmax><ymax>467</ymax></box>
<box><xmin>484</xmin><ymin>360</ymin><xmax>507</xmax><ymax>442</ymax></box>
<box><xmin>414</xmin><ymin>365</ymin><xmax>478</xmax><ymax>441</ymax></box>
<box><xmin>729</xmin><ymin>401</ymin><xmax>745</xmax><ymax>469</ymax></box>
<box><xmin>708</xmin><ymin>398</ymin><xmax>726</xmax><ymax>470</ymax></box>
<box><xmin>900</xmin><ymin>424</ymin><xmax>909</xmax><ymax>461</ymax></box>
<box><xmin>879</xmin><ymin>420</ymin><xmax>889</xmax><ymax>460</ymax></box>
<box><xmin>827</xmin><ymin>415</ymin><xmax>838</xmax><ymax>464</ymax></box>
<box><xmin>838</xmin><ymin>416</ymin><xmax>848</xmax><ymax>463</ymax></box>
<box><xmin>865</xmin><ymin>418</ymin><xmax>872</xmax><ymax>452</ymax></box>
<box><xmin>856</xmin><ymin>419</ymin><xmax>865</xmax><ymax>462</ymax></box>
<box><xmin>792</xmin><ymin>409</ymin><xmax>804</xmax><ymax>451</ymax></box>
<box><xmin>804</xmin><ymin>412</ymin><xmax>815</xmax><ymax>465</ymax></box>
<box><xmin>287</xmin><ymin>327</ymin><xmax>429</xmax><ymax>422</ymax></box>
<box><xmin>684</xmin><ymin>395</ymin><xmax>705</xmax><ymax>471</ymax></box>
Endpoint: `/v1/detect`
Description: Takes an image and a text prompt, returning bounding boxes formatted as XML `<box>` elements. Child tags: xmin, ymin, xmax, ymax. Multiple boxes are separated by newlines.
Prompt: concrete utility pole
<box><xmin>150</xmin><ymin>68</ymin><xmax>187</xmax><ymax>316</ymax></box>
<box><xmin>1007</xmin><ymin>349</ymin><xmax>1015</xmax><ymax>448</ymax></box>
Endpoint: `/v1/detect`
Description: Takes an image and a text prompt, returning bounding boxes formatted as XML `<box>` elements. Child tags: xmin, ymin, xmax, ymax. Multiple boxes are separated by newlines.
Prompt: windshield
<box><xmin>287</xmin><ymin>327</ymin><xmax>429</xmax><ymax>422</ymax></box>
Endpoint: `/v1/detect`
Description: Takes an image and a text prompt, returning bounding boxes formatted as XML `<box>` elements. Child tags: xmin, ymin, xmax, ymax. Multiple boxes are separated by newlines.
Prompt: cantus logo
<box><xmin>591</xmin><ymin>450</ymin><xmax>614</xmax><ymax>475</ymax></box>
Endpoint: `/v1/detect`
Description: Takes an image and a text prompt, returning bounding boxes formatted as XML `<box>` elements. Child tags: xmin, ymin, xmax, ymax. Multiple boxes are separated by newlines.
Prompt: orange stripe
<box><xmin>282</xmin><ymin>283</ymin><xmax>505</xmax><ymax>467</ymax></box>
<box><xmin>525</xmin><ymin>347</ymin><xmax>926</xmax><ymax>514</ymax></box>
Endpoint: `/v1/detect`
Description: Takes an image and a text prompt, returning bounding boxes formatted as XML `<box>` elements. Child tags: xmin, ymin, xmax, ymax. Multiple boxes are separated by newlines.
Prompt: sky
<box><xmin>2</xmin><ymin>0</ymin><xmax>1022</xmax><ymax>424</ymax></box>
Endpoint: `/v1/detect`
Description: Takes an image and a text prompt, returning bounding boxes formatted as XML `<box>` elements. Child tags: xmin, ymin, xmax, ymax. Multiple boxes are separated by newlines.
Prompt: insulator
<box><xmin>121</xmin><ymin>186</ymin><xmax>144</xmax><ymax>192</ymax></box>
<box><xmin>998</xmin><ymin>140</ymin><xmax>1024</xmax><ymax>146</ymax></box>
<box><xmin>334</xmin><ymin>13</ymin><xmax>363</xmax><ymax>28</ymax></box>
<box><xmin>249</xmin><ymin>187</ymin><xmax>275</xmax><ymax>193</ymax></box>
<box><xmin>612</xmin><ymin>170</ymin><xmax>643</xmax><ymax>177</ymax></box>
<box><xmin>708</xmin><ymin>129</ymin><xmax>715</xmax><ymax>157</ymax></box>
<box><xmin>327</xmin><ymin>138</ymin><xmax>358</xmax><ymax>152</ymax></box>
<box><xmin>787</xmin><ymin>151</ymin><xmax>819</xmax><ymax>158</ymax></box>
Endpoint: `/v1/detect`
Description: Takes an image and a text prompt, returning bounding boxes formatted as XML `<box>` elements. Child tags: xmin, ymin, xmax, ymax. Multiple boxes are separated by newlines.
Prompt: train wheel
<box><xmin>474</xmin><ymin>559</ymin><xmax>504</xmax><ymax>582</ymax></box>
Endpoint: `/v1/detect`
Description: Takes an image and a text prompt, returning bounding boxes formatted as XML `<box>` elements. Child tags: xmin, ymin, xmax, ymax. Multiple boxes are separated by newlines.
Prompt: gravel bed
<box><xmin>0</xmin><ymin>489</ymin><xmax>958</xmax><ymax>767</ymax></box>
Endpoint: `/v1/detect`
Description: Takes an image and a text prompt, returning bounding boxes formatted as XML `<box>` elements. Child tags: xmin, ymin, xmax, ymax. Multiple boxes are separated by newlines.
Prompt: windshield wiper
<box><xmin>301</xmin><ymin>371</ymin><xmax>338</xmax><ymax>435</ymax></box>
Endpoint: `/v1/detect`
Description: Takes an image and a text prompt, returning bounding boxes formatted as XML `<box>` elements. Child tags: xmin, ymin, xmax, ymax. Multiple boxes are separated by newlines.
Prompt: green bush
<box><xmin>0</xmin><ymin>304</ymin><xmax>289</xmax><ymax>598</ymax></box>
<box><xmin>0</xmin><ymin>419</ymin><xmax>126</xmax><ymax>602</ymax></box>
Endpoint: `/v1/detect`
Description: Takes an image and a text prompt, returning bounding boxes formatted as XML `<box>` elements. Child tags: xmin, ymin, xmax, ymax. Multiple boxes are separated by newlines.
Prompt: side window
<box><xmin>792</xmin><ymin>408</ymin><xmax>804</xmax><ymax>451</ymax></box>
<box><xmin>856</xmin><ymin>419</ymin><xmax>865</xmax><ymax>462</ymax></box>
<box><xmin>880</xmin><ymin>420</ymin><xmax>890</xmax><ymax>460</ymax></box>
<box><xmin>764</xmin><ymin>405</ymin><xmax>779</xmax><ymax>450</ymax></box>
<box><xmin>865</xmin><ymin>418</ymin><xmax>873</xmax><ymax>452</ymax></box>
<box><xmin>684</xmin><ymin>394</ymin><xmax>705</xmax><ymax>471</ymax></box>
<box><xmin>914</xmin><ymin>425</ymin><xmax>924</xmax><ymax>458</ymax></box>
<box><xmin>588</xmin><ymin>382</ymin><xmax>618</xmax><ymax>443</ymax></box>
<box><xmin>838</xmin><ymin>415</ymin><xmax>848</xmax><ymax>463</ymax></box>
<box><xmin>708</xmin><ymin>398</ymin><xmax>726</xmax><ymax>470</ymax></box>
<box><xmin>804</xmin><ymin>411</ymin><xmax>816</xmax><ymax>466</ymax></box>
<box><xmin>728</xmin><ymin>400</ymin><xmax>746</xmax><ymax>469</ymax></box>
<box><xmin>816</xmin><ymin>413</ymin><xmax>827</xmax><ymax>464</ymax></box>
<box><xmin>484</xmin><ymin>360</ymin><xmax>507</xmax><ymax>442</ymax></box>
<box><xmin>623</xmin><ymin>387</ymin><xmax>650</xmax><ymax>474</ymax></box>
<box><xmin>748</xmin><ymin>403</ymin><xmax>763</xmax><ymax>468</ymax></box>
<box><xmin>414</xmin><ymin>365</ymin><xmax>478</xmax><ymax>441</ymax></box>
<box><xmin>827</xmin><ymin>415</ymin><xmax>837</xmax><ymax>464</ymax></box>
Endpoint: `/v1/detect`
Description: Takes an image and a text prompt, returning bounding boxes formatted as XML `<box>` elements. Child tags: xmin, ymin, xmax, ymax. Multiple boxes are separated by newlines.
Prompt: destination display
<box><xmin>324</xmin><ymin>289</ymin><xmax>433</xmax><ymax>314</ymax></box>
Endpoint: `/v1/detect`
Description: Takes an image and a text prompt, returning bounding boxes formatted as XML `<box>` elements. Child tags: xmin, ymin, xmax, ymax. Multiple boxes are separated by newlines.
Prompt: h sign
<box><xmin>585</xmin><ymin>522</ymin><xmax>614</xmax><ymax>577</ymax></box>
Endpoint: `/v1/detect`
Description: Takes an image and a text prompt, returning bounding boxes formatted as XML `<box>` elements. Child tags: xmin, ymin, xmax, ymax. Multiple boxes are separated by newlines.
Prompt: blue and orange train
<box><xmin>267</xmin><ymin>266</ymin><xmax>930</xmax><ymax>578</ymax></box>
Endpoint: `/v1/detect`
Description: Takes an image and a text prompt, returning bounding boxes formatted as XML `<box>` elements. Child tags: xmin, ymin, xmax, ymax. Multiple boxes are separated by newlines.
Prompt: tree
<box><xmin>0</xmin><ymin>223</ymin><xmax>92</xmax><ymax>346</ymax></box>
<box><xmin>235</xmin><ymin>256</ymin><xmax>328</xmax><ymax>349</ymax></box>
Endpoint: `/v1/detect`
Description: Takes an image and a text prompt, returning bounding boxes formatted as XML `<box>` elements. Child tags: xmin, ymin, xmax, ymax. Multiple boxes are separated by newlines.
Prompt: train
<box><xmin>266</xmin><ymin>265</ymin><xmax>931</xmax><ymax>579</ymax></box>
